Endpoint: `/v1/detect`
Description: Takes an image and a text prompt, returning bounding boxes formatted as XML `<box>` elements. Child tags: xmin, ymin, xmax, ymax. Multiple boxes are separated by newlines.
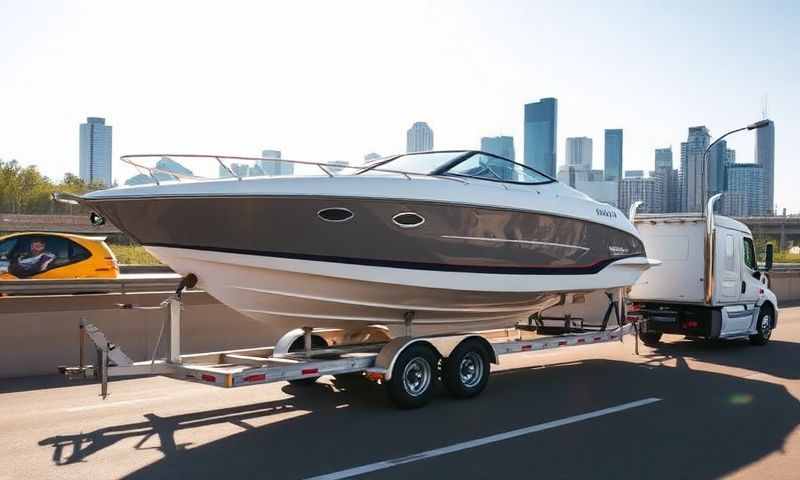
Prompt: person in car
<box><xmin>9</xmin><ymin>239</ymin><xmax>56</xmax><ymax>278</ymax></box>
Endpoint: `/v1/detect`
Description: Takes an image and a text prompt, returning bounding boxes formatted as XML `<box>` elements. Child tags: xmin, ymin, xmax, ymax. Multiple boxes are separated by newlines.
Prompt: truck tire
<box><xmin>386</xmin><ymin>343</ymin><xmax>439</xmax><ymax>409</ymax></box>
<box><xmin>639</xmin><ymin>331</ymin><xmax>662</xmax><ymax>347</ymax></box>
<box><xmin>749</xmin><ymin>309</ymin><xmax>773</xmax><ymax>346</ymax></box>
<box><xmin>443</xmin><ymin>339</ymin><xmax>490</xmax><ymax>399</ymax></box>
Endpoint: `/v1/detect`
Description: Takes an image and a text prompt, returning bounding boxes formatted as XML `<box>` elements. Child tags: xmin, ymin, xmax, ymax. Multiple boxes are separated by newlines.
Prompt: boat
<box><xmin>66</xmin><ymin>150</ymin><xmax>656</xmax><ymax>335</ymax></box>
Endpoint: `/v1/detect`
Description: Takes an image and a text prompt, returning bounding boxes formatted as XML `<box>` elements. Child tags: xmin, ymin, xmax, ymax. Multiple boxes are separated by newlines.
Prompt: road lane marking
<box><xmin>305</xmin><ymin>397</ymin><xmax>662</xmax><ymax>480</ymax></box>
<box><xmin>62</xmin><ymin>396</ymin><xmax>171</xmax><ymax>412</ymax></box>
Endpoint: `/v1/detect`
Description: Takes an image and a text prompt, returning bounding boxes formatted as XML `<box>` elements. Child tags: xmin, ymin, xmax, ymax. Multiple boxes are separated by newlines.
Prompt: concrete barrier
<box><xmin>0</xmin><ymin>291</ymin><xmax>285</xmax><ymax>378</ymax></box>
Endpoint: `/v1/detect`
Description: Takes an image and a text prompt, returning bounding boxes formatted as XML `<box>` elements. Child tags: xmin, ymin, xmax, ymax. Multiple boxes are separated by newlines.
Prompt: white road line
<box><xmin>62</xmin><ymin>396</ymin><xmax>171</xmax><ymax>412</ymax></box>
<box><xmin>305</xmin><ymin>397</ymin><xmax>661</xmax><ymax>480</ymax></box>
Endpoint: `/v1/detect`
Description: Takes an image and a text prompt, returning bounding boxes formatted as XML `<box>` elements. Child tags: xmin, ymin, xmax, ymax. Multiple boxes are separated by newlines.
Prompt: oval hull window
<box><xmin>318</xmin><ymin>208</ymin><xmax>354</xmax><ymax>222</ymax></box>
<box><xmin>392</xmin><ymin>212</ymin><xmax>425</xmax><ymax>228</ymax></box>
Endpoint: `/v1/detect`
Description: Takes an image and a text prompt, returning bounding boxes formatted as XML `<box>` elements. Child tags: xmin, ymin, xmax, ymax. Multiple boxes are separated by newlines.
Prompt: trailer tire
<box><xmin>640</xmin><ymin>331</ymin><xmax>662</xmax><ymax>347</ymax></box>
<box><xmin>386</xmin><ymin>344</ymin><xmax>439</xmax><ymax>409</ymax></box>
<box><xmin>749</xmin><ymin>308</ymin><xmax>773</xmax><ymax>346</ymax></box>
<box><xmin>443</xmin><ymin>339</ymin><xmax>490</xmax><ymax>399</ymax></box>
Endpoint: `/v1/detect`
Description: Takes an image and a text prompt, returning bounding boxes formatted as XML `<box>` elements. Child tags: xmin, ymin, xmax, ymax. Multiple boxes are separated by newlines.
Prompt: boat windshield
<box><xmin>443</xmin><ymin>153</ymin><xmax>554</xmax><ymax>184</ymax></box>
<box><xmin>358</xmin><ymin>151</ymin><xmax>467</xmax><ymax>176</ymax></box>
<box><xmin>357</xmin><ymin>151</ymin><xmax>554</xmax><ymax>185</ymax></box>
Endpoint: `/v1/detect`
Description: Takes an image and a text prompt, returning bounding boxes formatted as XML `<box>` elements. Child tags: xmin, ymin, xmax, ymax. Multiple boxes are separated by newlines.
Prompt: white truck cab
<box><xmin>629</xmin><ymin>196</ymin><xmax>778</xmax><ymax>346</ymax></box>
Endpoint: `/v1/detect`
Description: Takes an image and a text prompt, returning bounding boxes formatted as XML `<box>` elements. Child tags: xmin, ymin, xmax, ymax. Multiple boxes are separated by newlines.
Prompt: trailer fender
<box><xmin>376</xmin><ymin>335</ymin><xmax>498</xmax><ymax>381</ymax></box>
<box><xmin>274</xmin><ymin>329</ymin><xmax>329</xmax><ymax>355</ymax></box>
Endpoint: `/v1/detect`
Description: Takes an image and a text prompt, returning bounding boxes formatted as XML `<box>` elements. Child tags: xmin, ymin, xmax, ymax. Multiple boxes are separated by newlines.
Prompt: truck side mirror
<box><xmin>765</xmin><ymin>243</ymin><xmax>773</xmax><ymax>272</ymax></box>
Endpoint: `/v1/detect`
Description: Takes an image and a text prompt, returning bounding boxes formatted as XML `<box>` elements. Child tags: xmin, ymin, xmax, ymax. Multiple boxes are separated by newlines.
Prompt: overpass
<box><xmin>736</xmin><ymin>216</ymin><xmax>800</xmax><ymax>249</ymax></box>
<box><xmin>0</xmin><ymin>213</ymin><xmax>120</xmax><ymax>235</ymax></box>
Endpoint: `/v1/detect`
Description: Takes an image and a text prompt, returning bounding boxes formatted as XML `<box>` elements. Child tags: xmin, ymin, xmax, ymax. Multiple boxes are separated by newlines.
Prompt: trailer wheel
<box><xmin>386</xmin><ymin>344</ymin><xmax>438</xmax><ymax>409</ymax></box>
<box><xmin>749</xmin><ymin>309</ymin><xmax>773</xmax><ymax>346</ymax></box>
<box><xmin>443</xmin><ymin>339</ymin><xmax>490</xmax><ymax>399</ymax></box>
<box><xmin>639</xmin><ymin>331</ymin><xmax>662</xmax><ymax>347</ymax></box>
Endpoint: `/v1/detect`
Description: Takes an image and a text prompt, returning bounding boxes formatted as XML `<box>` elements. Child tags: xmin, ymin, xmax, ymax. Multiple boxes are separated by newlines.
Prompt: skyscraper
<box><xmin>603</xmin><ymin>129</ymin><xmax>623</xmax><ymax>181</ymax></box>
<box><xmin>523</xmin><ymin>98</ymin><xmax>557</xmax><ymax>176</ymax></box>
<box><xmin>406</xmin><ymin>122</ymin><xmax>433</xmax><ymax>153</ymax></box>
<box><xmin>480</xmin><ymin>136</ymin><xmax>515</xmax><ymax>160</ymax></box>
<box><xmin>679</xmin><ymin>126</ymin><xmax>710</xmax><ymax>212</ymax></box>
<box><xmin>721</xmin><ymin>164</ymin><xmax>766</xmax><ymax>217</ymax></box>
<box><xmin>619</xmin><ymin>176</ymin><xmax>659</xmax><ymax>214</ymax></box>
<box><xmin>654</xmin><ymin>147</ymin><xmax>679</xmax><ymax>213</ymax></box>
<box><xmin>565</xmin><ymin>137</ymin><xmax>592</xmax><ymax>170</ymax></box>
<box><xmin>655</xmin><ymin>147</ymin><xmax>673</xmax><ymax>169</ymax></box>
<box><xmin>79</xmin><ymin>117</ymin><xmax>112</xmax><ymax>186</ymax></box>
<box><xmin>260</xmin><ymin>149</ymin><xmax>293</xmax><ymax>176</ymax></box>
<box><xmin>708</xmin><ymin>139</ymin><xmax>728</xmax><ymax>194</ymax></box>
<box><xmin>755</xmin><ymin>119</ymin><xmax>775</xmax><ymax>214</ymax></box>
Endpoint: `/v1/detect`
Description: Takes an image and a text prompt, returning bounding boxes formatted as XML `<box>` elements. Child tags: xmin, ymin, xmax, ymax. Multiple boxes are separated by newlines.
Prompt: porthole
<box><xmin>392</xmin><ymin>212</ymin><xmax>425</xmax><ymax>228</ymax></box>
<box><xmin>318</xmin><ymin>207</ymin><xmax>354</xmax><ymax>223</ymax></box>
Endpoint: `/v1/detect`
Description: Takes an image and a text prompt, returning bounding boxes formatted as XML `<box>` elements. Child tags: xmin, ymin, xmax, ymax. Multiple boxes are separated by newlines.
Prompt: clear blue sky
<box><xmin>0</xmin><ymin>1</ymin><xmax>797</xmax><ymax>211</ymax></box>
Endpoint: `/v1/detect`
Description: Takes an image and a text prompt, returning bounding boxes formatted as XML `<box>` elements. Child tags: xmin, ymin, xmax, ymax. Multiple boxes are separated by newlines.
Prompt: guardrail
<box><xmin>0</xmin><ymin>273</ymin><xmax>184</xmax><ymax>295</ymax></box>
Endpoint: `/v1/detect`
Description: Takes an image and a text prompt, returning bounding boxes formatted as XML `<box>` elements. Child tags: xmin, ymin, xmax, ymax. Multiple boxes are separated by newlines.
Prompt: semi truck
<box><xmin>629</xmin><ymin>195</ymin><xmax>778</xmax><ymax>346</ymax></box>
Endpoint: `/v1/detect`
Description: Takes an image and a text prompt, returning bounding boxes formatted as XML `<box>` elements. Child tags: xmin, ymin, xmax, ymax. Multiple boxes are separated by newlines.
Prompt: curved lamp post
<box><xmin>701</xmin><ymin>119</ymin><xmax>770</xmax><ymax>304</ymax></box>
<box><xmin>702</xmin><ymin>119</ymin><xmax>771</xmax><ymax>215</ymax></box>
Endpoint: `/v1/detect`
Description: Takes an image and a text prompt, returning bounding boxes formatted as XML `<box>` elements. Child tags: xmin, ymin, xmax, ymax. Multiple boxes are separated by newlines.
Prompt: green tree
<box><xmin>0</xmin><ymin>159</ymin><xmax>101</xmax><ymax>214</ymax></box>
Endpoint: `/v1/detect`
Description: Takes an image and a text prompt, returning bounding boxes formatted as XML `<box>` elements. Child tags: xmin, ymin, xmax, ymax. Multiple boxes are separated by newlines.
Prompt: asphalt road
<box><xmin>2</xmin><ymin>309</ymin><xmax>800</xmax><ymax>480</ymax></box>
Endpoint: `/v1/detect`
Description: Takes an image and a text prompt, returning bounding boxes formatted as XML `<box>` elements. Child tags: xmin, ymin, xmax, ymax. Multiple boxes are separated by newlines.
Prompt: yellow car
<box><xmin>0</xmin><ymin>232</ymin><xmax>119</xmax><ymax>280</ymax></box>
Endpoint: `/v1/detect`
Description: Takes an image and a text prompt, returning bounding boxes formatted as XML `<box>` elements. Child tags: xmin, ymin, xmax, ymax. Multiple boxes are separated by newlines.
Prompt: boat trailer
<box><xmin>60</xmin><ymin>278</ymin><xmax>641</xmax><ymax>408</ymax></box>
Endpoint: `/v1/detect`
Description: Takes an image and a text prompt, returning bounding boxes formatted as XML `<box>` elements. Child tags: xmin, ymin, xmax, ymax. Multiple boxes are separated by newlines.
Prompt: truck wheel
<box><xmin>640</xmin><ymin>331</ymin><xmax>662</xmax><ymax>347</ymax></box>
<box><xmin>749</xmin><ymin>309</ymin><xmax>773</xmax><ymax>346</ymax></box>
<box><xmin>443</xmin><ymin>339</ymin><xmax>490</xmax><ymax>399</ymax></box>
<box><xmin>386</xmin><ymin>344</ymin><xmax>438</xmax><ymax>409</ymax></box>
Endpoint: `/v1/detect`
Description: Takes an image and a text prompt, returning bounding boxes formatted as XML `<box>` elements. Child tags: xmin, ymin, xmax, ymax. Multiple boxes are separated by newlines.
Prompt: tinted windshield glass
<box><xmin>445</xmin><ymin>153</ymin><xmax>552</xmax><ymax>184</ymax></box>
<box><xmin>360</xmin><ymin>152</ymin><xmax>466</xmax><ymax>175</ymax></box>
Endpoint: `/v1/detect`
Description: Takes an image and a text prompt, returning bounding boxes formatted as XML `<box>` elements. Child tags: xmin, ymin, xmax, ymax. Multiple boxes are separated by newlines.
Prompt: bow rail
<box><xmin>121</xmin><ymin>154</ymin><xmax>470</xmax><ymax>186</ymax></box>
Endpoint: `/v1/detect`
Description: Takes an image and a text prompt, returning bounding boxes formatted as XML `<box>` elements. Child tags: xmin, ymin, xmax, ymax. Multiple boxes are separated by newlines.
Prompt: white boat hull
<box><xmin>148</xmin><ymin>246</ymin><xmax>654</xmax><ymax>334</ymax></box>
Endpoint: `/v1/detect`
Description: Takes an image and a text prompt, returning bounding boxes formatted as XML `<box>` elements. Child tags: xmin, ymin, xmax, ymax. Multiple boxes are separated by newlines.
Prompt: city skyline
<box><xmin>0</xmin><ymin>2</ymin><xmax>796</xmax><ymax>211</ymax></box>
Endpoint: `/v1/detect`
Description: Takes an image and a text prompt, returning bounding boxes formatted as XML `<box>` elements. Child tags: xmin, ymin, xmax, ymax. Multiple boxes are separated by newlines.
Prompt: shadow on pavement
<box><xmin>0</xmin><ymin>374</ymin><xmax>151</xmax><ymax>395</ymax></box>
<box><xmin>38</xmin><ymin>354</ymin><xmax>800</xmax><ymax>480</ymax></box>
<box><xmin>642</xmin><ymin>337</ymin><xmax>800</xmax><ymax>380</ymax></box>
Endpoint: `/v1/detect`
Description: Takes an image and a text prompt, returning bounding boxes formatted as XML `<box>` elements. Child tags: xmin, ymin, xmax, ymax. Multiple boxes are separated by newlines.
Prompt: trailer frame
<box><xmin>61</xmin><ymin>287</ymin><xmax>638</xmax><ymax>408</ymax></box>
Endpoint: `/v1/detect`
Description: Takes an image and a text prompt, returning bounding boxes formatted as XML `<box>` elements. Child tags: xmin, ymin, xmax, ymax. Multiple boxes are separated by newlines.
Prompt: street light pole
<box><xmin>702</xmin><ymin>119</ymin><xmax>771</xmax><ymax>215</ymax></box>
